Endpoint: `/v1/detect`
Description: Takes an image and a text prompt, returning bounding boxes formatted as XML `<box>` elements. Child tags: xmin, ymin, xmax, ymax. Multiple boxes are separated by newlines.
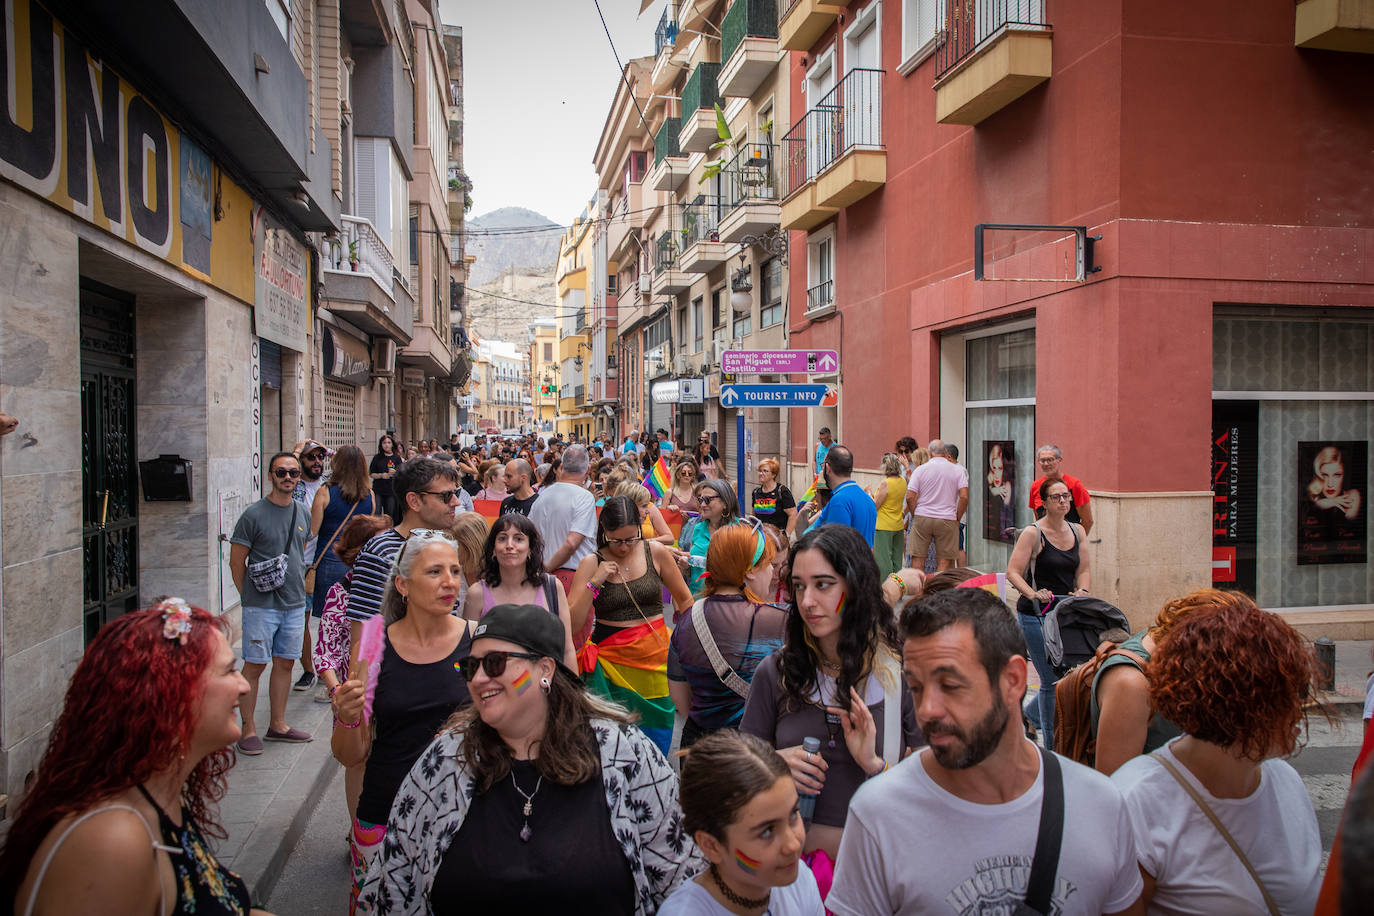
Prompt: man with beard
<box><xmin>828</xmin><ymin>588</ymin><xmax>1143</xmax><ymax>916</ymax></box>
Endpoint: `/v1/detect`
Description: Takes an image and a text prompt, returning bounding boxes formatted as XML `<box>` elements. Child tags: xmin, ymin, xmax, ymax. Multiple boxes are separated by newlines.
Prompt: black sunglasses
<box><xmin>272</xmin><ymin>468</ymin><xmax>301</xmax><ymax>479</ymax></box>
<box><xmin>456</xmin><ymin>651</ymin><xmax>542</xmax><ymax>681</ymax></box>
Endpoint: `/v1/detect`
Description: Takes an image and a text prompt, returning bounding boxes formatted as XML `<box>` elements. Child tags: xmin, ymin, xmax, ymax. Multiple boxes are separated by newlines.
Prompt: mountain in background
<box><xmin>466</xmin><ymin>207</ymin><xmax>562</xmax><ymax>287</ymax></box>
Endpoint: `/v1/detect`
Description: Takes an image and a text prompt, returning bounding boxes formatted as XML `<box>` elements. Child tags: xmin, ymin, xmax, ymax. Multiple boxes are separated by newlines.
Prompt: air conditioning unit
<box><xmin>373</xmin><ymin>338</ymin><xmax>397</xmax><ymax>376</ymax></box>
<box><xmin>714</xmin><ymin>339</ymin><xmax>731</xmax><ymax>364</ymax></box>
<box><xmin>638</xmin><ymin>273</ymin><xmax>651</xmax><ymax>293</ymax></box>
<box><xmin>674</xmin><ymin>355</ymin><xmax>690</xmax><ymax>375</ymax></box>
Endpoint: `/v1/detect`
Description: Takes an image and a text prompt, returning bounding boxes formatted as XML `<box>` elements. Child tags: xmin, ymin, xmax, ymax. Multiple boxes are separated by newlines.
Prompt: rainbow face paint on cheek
<box><xmin>834</xmin><ymin>592</ymin><xmax>846</xmax><ymax>617</ymax></box>
<box><xmin>511</xmin><ymin>670</ymin><xmax>532</xmax><ymax>695</ymax></box>
<box><xmin>733</xmin><ymin>849</ymin><xmax>761</xmax><ymax>876</ymax></box>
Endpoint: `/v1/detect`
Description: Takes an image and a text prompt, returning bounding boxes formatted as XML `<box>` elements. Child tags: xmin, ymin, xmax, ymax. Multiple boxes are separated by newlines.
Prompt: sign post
<box><xmin>737</xmin><ymin>412</ymin><xmax>746</xmax><ymax>501</ymax></box>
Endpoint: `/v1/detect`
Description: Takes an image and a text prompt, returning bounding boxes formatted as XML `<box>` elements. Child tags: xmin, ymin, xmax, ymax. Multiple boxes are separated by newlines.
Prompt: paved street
<box><xmin>268</xmin><ymin>769</ymin><xmax>351</xmax><ymax>915</ymax></box>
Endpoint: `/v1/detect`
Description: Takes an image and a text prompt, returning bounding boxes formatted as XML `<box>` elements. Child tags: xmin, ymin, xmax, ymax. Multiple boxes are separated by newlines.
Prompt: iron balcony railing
<box><xmin>574</xmin><ymin>310</ymin><xmax>588</xmax><ymax>333</ymax></box>
<box><xmin>724</xmin><ymin>142</ymin><xmax>777</xmax><ymax>210</ymax></box>
<box><xmin>656</xmin><ymin>231</ymin><xmax>680</xmax><ymax>272</ymax></box>
<box><xmin>722</xmin><ymin>0</ymin><xmax>778</xmax><ymax>66</ymax></box>
<box><xmin>655</xmin><ymin>4</ymin><xmax>679</xmax><ymax>57</ymax></box>
<box><xmin>780</xmin><ymin>68</ymin><xmax>883</xmax><ymax>196</ymax></box>
<box><xmin>807</xmin><ymin>280</ymin><xmax>834</xmax><ymax>312</ymax></box>
<box><xmin>935</xmin><ymin>0</ymin><xmax>1049</xmax><ymax>80</ymax></box>
<box><xmin>654</xmin><ymin>117</ymin><xmax>682</xmax><ymax>167</ymax></box>
<box><xmin>778</xmin><ymin>0</ymin><xmax>802</xmax><ymax>28</ymax></box>
<box><xmin>680</xmin><ymin>62</ymin><xmax>721</xmax><ymax>119</ymax></box>
<box><xmin>679</xmin><ymin>196</ymin><xmax>721</xmax><ymax>248</ymax></box>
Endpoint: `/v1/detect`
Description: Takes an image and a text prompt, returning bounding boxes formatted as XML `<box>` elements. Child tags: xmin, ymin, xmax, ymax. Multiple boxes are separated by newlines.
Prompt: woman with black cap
<box><xmin>358</xmin><ymin>603</ymin><xmax>703</xmax><ymax>915</ymax></box>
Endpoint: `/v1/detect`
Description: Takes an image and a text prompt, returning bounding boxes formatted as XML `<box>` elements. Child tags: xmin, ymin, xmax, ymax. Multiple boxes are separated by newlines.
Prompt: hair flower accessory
<box><xmin>157</xmin><ymin>597</ymin><xmax>194</xmax><ymax>644</ymax></box>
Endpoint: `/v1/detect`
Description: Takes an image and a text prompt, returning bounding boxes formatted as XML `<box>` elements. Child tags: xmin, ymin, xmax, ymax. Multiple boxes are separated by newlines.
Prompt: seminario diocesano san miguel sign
<box><xmin>0</xmin><ymin>0</ymin><xmax>260</xmax><ymax>304</ymax></box>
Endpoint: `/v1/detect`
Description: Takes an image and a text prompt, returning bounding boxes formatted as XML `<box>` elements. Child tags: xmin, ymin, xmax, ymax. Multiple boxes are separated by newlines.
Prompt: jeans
<box><xmin>1018</xmin><ymin>611</ymin><xmax>1057</xmax><ymax>749</ymax></box>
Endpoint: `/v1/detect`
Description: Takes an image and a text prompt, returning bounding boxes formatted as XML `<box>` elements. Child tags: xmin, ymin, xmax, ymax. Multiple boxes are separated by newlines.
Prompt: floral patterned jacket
<box><xmin>357</xmin><ymin>718</ymin><xmax>704</xmax><ymax>915</ymax></box>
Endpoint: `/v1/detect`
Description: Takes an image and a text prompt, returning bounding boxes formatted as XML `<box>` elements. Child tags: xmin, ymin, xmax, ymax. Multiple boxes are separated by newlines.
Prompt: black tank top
<box><xmin>1017</xmin><ymin>524</ymin><xmax>1080</xmax><ymax>616</ymax></box>
<box><xmin>356</xmin><ymin>624</ymin><xmax>473</xmax><ymax>824</ymax></box>
<box><xmin>592</xmin><ymin>542</ymin><xmax>664</xmax><ymax>625</ymax></box>
<box><xmin>134</xmin><ymin>785</ymin><xmax>252</xmax><ymax>915</ymax></box>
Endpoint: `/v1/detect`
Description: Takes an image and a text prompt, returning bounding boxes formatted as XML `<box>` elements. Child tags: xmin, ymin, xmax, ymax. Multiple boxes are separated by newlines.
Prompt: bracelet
<box><xmin>586</xmin><ymin>581</ymin><xmax>601</xmax><ymax>597</ymax></box>
<box><xmin>888</xmin><ymin>573</ymin><xmax>906</xmax><ymax>593</ymax></box>
<box><xmin>334</xmin><ymin>713</ymin><xmax>362</xmax><ymax>729</ymax></box>
<box><xmin>868</xmin><ymin>760</ymin><xmax>889</xmax><ymax>778</ymax></box>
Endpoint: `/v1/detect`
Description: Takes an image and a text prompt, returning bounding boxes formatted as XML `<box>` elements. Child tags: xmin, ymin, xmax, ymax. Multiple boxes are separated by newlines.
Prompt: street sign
<box><xmin>721</xmin><ymin>349</ymin><xmax>839</xmax><ymax>374</ymax></box>
<box><xmin>720</xmin><ymin>384</ymin><xmax>838</xmax><ymax>408</ymax></box>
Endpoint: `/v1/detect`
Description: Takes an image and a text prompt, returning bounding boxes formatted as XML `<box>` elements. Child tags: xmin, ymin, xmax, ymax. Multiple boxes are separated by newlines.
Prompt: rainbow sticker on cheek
<box><xmin>835</xmin><ymin>592</ymin><xmax>847</xmax><ymax>617</ymax></box>
<box><xmin>734</xmin><ymin>849</ymin><xmax>761</xmax><ymax>876</ymax></box>
<box><xmin>511</xmin><ymin>670</ymin><xmax>532</xmax><ymax>695</ymax></box>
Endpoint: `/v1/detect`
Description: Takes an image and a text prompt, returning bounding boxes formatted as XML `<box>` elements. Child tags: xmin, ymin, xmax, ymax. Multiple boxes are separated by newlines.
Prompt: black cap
<box><xmin>472</xmin><ymin>604</ymin><xmax>570</xmax><ymax>672</ymax></box>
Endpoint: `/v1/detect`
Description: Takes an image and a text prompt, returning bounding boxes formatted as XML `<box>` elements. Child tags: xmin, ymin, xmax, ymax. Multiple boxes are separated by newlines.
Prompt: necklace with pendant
<box><xmin>510</xmin><ymin>768</ymin><xmax>544</xmax><ymax>842</ymax></box>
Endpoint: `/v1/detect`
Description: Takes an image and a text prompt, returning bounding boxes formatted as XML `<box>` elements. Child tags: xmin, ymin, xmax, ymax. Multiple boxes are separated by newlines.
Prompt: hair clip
<box><xmin>156</xmin><ymin>597</ymin><xmax>193</xmax><ymax>644</ymax></box>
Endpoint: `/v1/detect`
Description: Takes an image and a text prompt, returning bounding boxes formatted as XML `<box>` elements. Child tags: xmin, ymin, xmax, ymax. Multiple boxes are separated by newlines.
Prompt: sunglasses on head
<box><xmin>456</xmin><ymin>651</ymin><xmax>542</xmax><ymax>681</ymax></box>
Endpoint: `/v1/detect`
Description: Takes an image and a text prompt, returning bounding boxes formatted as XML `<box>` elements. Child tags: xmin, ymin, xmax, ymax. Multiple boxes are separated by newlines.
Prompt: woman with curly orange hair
<box><xmin>1110</xmin><ymin>590</ymin><xmax>1322</xmax><ymax>915</ymax></box>
<box><xmin>1090</xmin><ymin>591</ymin><xmax>1218</xmax><ymax>775</ymax></box>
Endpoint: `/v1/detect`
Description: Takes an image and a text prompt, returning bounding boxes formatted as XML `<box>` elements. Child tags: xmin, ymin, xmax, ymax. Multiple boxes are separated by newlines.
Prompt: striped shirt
<box><xmin>346</xmin><ymin>529</ymin><xmax>406</xmax><ymax>621</ymax></box>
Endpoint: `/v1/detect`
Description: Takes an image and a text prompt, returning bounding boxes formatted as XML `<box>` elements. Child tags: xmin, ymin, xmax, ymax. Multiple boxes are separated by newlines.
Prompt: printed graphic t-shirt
<box><xmin>828</xmin><ymin>748</ymin><xmax>1143</xmax><ymax>916</ymax></box>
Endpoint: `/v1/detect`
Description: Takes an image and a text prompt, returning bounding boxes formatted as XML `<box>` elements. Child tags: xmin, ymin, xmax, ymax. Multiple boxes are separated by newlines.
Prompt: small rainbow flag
<box><xmin>641</xmin><ymin>455</ymin><xmax>671</xmax><ymax>499</ymax></box>
<box><xmin>800</xmin><ymin>471</ymin><xmax>824</xmax><ymax>503</ymax></box>
<box><xmin>957</xmin><ymin>572</ymin><xmax>1009</xmax><ymax>602</ymax></box>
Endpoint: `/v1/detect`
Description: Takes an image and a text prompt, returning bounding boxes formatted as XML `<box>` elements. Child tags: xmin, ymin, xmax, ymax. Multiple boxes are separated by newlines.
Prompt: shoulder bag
<box><xmin>247</xmin><ymin>502</ymin><xmax>300</xmax><ymax>593</ymax></box>
<box><xmin>1012</xmin><ymin>748</ymin><xmax>1065</xmax><ymax>916</ymax></box>
<box><xmin>305</xmin><ymin>495</ymin><xmax>361</xmax><ymax>593</ymax></box>
<box><xmin>689</xmin><ymin>598</ymin><xmax>752</xmax><ymax>698</ymax></box>
<box><xmin>1151</xmin><ymin>752</ymin><xmax>1281</xmax><ymax>916</ymax></box>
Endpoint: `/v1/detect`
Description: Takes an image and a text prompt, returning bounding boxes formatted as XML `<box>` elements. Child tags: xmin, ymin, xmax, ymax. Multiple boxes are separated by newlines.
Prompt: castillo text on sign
<box><xmin>720</xmin><ymin>384</ymin><xmax>838</xmax><ymax>408</ymax></box>
<box><xmin>721</xmin><ymin>349</ymin><xmax>839</xmax><ymax>374</ymax></box>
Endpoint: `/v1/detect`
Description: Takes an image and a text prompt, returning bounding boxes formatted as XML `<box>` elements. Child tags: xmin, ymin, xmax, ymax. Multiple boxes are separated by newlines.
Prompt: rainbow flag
<box><xmin>641</xmin><ymin>455</ymin><xmax>671</xmax><ymax>499</ymax></box>
<box><xmin>800</xmin><ymin>471</ymin><xmax>824</xmax><ymax>503</ymax></box>
<box><xmin>578</xmin><ymin>617</ymin><xmax>674</xmax><ymax>756</ymax></box>
<box><xmin>957</xmin><ymin>572</ymin><xmax>1009</xmax><ymax>602</ymax></box>
<box><xmin>472</xmin><ymin>499</ymin><xmax>503</xmax><ymax>526</ymax></box>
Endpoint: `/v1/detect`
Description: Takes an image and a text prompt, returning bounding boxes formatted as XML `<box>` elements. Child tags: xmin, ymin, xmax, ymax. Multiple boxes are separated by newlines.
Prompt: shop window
<box><xmin>1212</xmin><ymin>316</ymin><xmax>1372</xmax><ymax>609</ymax></box>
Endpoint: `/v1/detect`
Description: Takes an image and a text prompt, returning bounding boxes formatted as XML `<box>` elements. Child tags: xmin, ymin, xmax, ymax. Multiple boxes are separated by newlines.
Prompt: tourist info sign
<box><xmin>720</xmin><ymin>384</ymin><xmax>838</xmax><ymax>408</ymax></box>
<box><xmin>721</xmin><ymin>349</ymin><xmax>839</xmax><ymax>374</ymax></box>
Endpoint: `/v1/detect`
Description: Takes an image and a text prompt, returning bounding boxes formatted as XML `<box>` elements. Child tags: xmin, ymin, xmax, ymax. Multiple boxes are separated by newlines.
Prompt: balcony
<box><xmin>720</xmin><ymin>0</ymin><xmax>781</xmax><ymax>98</ymax></box>
<box><xmin>778</xmin><ymin>69</ymin><xmax>888</xmax><ymax>228</ymax></box>
<box><xmin>678</xmin><ymin>197</ymin><xmax>731</xmax><ymax>273</ymax></box>
<box><xmin>652</xmin><ymin>7</ymin><xmax>687</xmax><ymax>94</ymax></box>
<box><xmin>1296</xmin><ymin>0</ymin><xmax>1374</xmax><ymax>52</ymax></box>
<box><xmin>778</xmin><ymin>0</ymin><xmax>853</xmax><ymax>52</ymax></box>
<box><xmin>652</xmin><ymin>232</ymin><xmax>693</xmax><ymax>295</ymax></box>
<box><xmin>678</xmin><ymin>63</ymin><xmax>723</xmax><ymax>153</ymax></box>
<box><xmin>719</xmin><ymin>142</ymin><xmax>781</xmax><ymax>242</ymax></box>
<box><xmin>649</xmin><ymin>118</ymin><xmax>692</xmax><ymax>191</ymax></box>
<box><xmin>934</xmin><ymin>0</ymin><xmax>1051</xmax><ymax>126</ymax></box>
<box><xmin>806</xmin><ymin>279</ymin><xmax>834</xmax><ymax>314</ymax></box>
<box><xmin>655</xmin><ymin>5</ymin><xmax>678</xmax><ymax>56</ymax></box>
<box><xmin>322</xmin><ymin>216</ymin><xmax>413</xmax><ymax>343</ymax></box>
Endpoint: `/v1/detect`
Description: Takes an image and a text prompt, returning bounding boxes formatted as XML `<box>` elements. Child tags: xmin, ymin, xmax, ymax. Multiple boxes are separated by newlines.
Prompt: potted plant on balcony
<box><xmin>348</xmin><ymin>241</ymin><xmax>359</xmax><ymax>271</ymax></box>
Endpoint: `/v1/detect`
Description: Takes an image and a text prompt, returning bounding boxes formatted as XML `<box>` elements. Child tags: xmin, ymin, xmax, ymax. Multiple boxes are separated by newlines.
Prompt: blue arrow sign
<box><xmin>720</xmin><ymin>384</ymin><xmax>837</xmax><ymax>408</ymax></box>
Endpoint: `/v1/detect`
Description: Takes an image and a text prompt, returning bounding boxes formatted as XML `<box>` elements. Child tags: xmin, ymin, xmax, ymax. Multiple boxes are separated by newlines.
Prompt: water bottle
<box><xmin>796</xmin><ymin>736</ymin><xmax>822</xmax><ymax>825</ymax></box>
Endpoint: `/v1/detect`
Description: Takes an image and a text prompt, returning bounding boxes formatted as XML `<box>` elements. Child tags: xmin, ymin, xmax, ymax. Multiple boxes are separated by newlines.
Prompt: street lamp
<box><xmin>731</xmin><ymin>253</ymin><xmax>752</xmax><ymax>315</ymax></box>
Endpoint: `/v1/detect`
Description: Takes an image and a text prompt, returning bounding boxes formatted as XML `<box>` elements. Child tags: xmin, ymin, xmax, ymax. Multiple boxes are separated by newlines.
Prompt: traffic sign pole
<box><xmin>736</xmin><ymin>411</ymin><xmax>745</xmax><ymax>503</ymax></box>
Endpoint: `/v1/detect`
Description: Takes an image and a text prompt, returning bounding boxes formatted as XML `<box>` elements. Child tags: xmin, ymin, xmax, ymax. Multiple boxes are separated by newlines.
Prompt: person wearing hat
<box><xmin>358</xmin><ymin>603</ymin><xmax>704</xmax><ymax>915</ymax></box>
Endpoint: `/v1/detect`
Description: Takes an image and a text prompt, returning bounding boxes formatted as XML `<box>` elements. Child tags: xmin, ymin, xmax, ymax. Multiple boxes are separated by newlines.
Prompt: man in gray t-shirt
<box><xmin>229</xmin><ymin>452</ymin><xmax>313</xmax><ymax>754</ymax></box>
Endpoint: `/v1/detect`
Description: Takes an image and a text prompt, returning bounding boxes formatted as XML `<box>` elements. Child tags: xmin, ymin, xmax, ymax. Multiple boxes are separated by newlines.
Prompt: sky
<box><xmin>437</xmin><ymin>1</ymin><xmax>660</xmax><ymax>227</ymax></box>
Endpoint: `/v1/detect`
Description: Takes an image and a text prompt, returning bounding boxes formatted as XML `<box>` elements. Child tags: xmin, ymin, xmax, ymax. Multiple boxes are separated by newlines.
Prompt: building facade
<box><xmin>529</xmin><ymin>318</ymin><xmax>559</xmax><ymax>432</ymax></box>
<box><xmin>778</xmin><ymin>0</ymin><xmax>1374</xmax><ymax>629</ymax></box>
<box><xmin>555</xmin><ymin>210</ymin><xmax>597</xmax><ymax>439</ymax></box>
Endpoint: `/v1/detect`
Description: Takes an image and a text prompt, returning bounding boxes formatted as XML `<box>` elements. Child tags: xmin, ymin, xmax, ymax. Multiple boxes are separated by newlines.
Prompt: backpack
<box><xmin>1052</xmin><ymin>641</ymin><xmax>1145</xmax><ymax>767</ymax></box>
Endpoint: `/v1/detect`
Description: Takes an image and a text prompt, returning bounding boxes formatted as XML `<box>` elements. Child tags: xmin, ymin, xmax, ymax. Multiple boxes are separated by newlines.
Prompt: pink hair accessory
<box><xmin>156</xmin><ymin>597</ymin><xmax>194</xmax><ymax>644</ymax></box>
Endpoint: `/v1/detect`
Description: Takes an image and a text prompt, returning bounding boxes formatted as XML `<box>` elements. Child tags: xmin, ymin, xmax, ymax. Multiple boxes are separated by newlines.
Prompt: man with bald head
<box><xmin>905</xmin><ymin>439</ymin><xmax>969</xmax><ymax>571</ymax></box>
<box><xmin>499</xmin><ymin>458</ymin><xmax>538</xmax><ymax>517</ymax></box>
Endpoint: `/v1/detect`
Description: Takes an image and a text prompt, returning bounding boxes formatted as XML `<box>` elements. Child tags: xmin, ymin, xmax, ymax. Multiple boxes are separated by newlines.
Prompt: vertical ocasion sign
<box><xmin>1210</xmin><ymin>401</ymin><xmax>1258</xmax><ymax>594</ymax></box>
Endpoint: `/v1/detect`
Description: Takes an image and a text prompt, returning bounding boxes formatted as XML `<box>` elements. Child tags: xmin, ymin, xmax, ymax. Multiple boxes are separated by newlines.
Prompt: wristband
<box><xmin>334</xmin><ymin>714</ymin><xmax>362</xmax><ymax>729</ymax></box>
<box><xmin>888</xmin><ymin>573</ymin><xmax>906</xmax><ymax>593</ymax></box>
<box><xmin>869</xmin><ymin>760</ymin><xmax>889</xmax><ymax>778</ymax></box>
<box><xmin>586</xmin><ymin>581</ymin><xmax>602</xmax><ymax>598</ymax></box>
<box><xmin>328</xmin><ymin>684</ymin><xmax>340</xmax><ymax>699</ymax></box>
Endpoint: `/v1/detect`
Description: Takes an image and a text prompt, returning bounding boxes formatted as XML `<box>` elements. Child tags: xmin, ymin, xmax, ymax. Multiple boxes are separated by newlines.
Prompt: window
<box><xmin>543</xmin><ymin>342</ymin><xmax>553</xmax><ymax>361</ymax></box>
<box><xmin>692</xmin><ymin>295</ymin><xmax>704</xmax><ymax>353</ymax></box>
<box><xmin>807</xmin><ymin>228</ymin><xmax>835</xmax><ymax>313</ymax></box>
<box><xmin>760</xmin><ymin>258</ymin><xmax>783</xmax><ymax>328</ymax></box>
<box><xmin>900</xmin><ymin>0</ymin><xmax>941</xmax><ymax>73</ymax></box>
<box><xmin>265</xmin><ymin>0</ymin><xmax>290</xmax><ymax>41</ymax></box>
<box><xmin>409</xmin><ymin>211</ymin><xmax>419</xmax><ymax>265</ymax></box>
<box><xmin>712</xmin><ymin>286</ymin><xmax>723</xmax><ymax>329</ymax></box>
<box><xmin>733</xmin><ymin>308</ymin><xmax>751</xmax><ymax>340</ymax></box>
<box><xmin>677</xmin><ymin>305</ymin><xmax>688</xmax><ymax>357</ymax></box>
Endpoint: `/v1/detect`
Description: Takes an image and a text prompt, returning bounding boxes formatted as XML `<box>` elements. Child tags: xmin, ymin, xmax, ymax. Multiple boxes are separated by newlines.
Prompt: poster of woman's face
<box><xmin>983</xmin><ymin>440</ymin><xmax>1016</xmax><ymax>543</ymax></box>
<box><xmin>1297</xmin><ymin>441</ymin><xmax>1366</xmax><ymax>566</ymax></box>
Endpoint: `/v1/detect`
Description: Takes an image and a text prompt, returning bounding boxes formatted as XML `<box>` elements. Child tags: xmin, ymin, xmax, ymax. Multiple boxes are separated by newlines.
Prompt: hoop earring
<box><xmin>540</xmin><ymin>677</ymin><xmax>551</xmax><ymax>694</ymax></box>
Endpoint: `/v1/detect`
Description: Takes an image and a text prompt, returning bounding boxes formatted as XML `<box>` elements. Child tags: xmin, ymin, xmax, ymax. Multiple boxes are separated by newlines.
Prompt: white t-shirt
<box><xmin>658</xmin><ymin>862</ymin><xmax>824</xmax><ymax>916</ymax></box>
<box><xmin>527</xmin><ymin>480</ymin><xmax>598</xmax><ymax>570</ymax></box>
<box><xmin>905</xmin><ymin>458</ymin><xmax>969</xmax><ymax>520</ymax></box>
<box><xmin>1111</xmin><ymin>740</ymin><xmax>1321</xmax><ymax>916</ymax></box>
<box><xmin>828</xmin><ymin>747</ymin><xmax>1142</xmax><ymax>916</ymax></box>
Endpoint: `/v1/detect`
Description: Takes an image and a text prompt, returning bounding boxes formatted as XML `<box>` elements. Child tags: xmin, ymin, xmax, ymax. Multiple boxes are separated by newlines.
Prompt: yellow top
<box><xmin>877</xmin><ymin>476</ymin><xmax>907</xmax><ymax>531</ymax></box>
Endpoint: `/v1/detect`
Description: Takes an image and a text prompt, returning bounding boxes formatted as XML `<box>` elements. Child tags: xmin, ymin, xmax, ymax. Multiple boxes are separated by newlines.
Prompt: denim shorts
<box><xmin>242</xmin><ymin>605</ymin><xmax>307</xmax><ymax>664</ymax></box>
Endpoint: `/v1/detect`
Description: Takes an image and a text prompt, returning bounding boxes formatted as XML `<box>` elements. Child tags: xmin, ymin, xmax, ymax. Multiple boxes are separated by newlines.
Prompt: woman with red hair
<box><xmin>1111</xmin><ymin>590</ymin><xmax>1323</xmax><ymax>915</ymax></box>
<box><xmin>0</xmin><ymin>600</ymin><xmax>267</xmax><ymax>915</ymax></box>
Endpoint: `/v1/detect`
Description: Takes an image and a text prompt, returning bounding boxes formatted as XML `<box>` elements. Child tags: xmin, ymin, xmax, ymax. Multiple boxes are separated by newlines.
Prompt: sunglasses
<box><xmin>456</xmin><ymin>651</ymin><xmax>542</xmax><ymax>681</ymax></box>
<box><xmin>421</xmin><ymin>489</ymin><xmax>460</xmax><ymax>503</ymax></box>
<box><xmin>272</xmin><ymin>468</ymin><xmax>301</xmax><ymax>479</ymax></box>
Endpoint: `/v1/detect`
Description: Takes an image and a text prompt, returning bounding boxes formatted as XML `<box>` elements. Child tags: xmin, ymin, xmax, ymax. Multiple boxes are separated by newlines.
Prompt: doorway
<box><xmin>80</xmin><ymin>279</ymin><xmax>139</xmax><ymax>644</ymax></box>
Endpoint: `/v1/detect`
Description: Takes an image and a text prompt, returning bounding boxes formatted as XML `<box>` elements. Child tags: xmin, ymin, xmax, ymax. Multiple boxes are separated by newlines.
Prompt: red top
<box><xmin>1028</xmin><ymin>473</ymin><xmax>1091</xmax><ymax>510</ymax></box>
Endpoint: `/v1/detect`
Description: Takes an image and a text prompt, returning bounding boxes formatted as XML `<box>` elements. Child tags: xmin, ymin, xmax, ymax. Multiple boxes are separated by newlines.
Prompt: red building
<box><xmin>782</xmin><ymin>0</ymin><xmax>1374</xmax><ymax>629</ymax></box>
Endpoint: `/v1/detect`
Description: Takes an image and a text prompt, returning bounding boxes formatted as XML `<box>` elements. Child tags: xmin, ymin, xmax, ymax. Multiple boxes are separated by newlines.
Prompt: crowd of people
<box><xmin>2</xmin><ymin>424</ymin><xmax>1372</xmax><ymax>916</ymax></box>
